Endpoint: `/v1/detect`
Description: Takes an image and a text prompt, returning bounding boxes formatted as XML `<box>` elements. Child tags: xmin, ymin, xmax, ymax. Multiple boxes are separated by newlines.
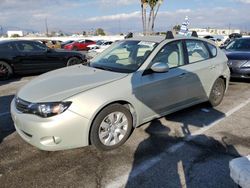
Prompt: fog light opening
<box><xmin>40</xmin><ymin>136</ymin><xmax>62</xmax><ymax>146</ymax></box>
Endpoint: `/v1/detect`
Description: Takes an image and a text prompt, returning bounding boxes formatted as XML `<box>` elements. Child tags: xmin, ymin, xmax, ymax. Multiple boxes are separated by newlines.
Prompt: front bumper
<box><xmin>228</xmin><ymin>61</ymin><xmax>250</xmax><ymax>78</ymax></box>
<box><xmin>229</xmin><ymin>66</ymin><xmax>250</xmax><ymax>78</ymax></box>
<box><xmin>11</xmin><ymin>99</ymin><xmax>91</xmax><ymax>151</ymax></box>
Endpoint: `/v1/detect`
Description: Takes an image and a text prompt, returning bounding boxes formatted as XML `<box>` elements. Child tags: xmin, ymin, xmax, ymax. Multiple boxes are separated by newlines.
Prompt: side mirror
<box><xmin>151</xmin><ymin>62</ymin><xmax>169</xmax><ymax>73</ymax></box>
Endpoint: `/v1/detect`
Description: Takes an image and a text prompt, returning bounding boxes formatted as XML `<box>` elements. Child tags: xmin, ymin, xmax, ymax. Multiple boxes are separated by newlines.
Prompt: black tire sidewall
<box><xmin>90</xmin><ymin>104</ymin><xmax>133</xmax><ymax>151</ymax></box>
<box><xmin>0</xmin><ymin>61</ymin><xmax>13</xmax><ymax>80</ymax></box>
<box><xmin>209</xmin><ymin>78</ymin><xmax>225</xmax><ymax>107</ymax></box>
<box><xmin>67</xmin><ymin>57</ymin><xmax>80</xmax><ymax>66</ymax></box>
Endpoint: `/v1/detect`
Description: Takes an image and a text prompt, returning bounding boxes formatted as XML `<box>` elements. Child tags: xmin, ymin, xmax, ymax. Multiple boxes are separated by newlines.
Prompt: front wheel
<box><xmin>209</xmin><ymin>78</ymin><xmax>225</xmax><ymax>107</ymax></box>
<box><xmin>67</xmin><ymin>57</ymin><xmax>81</xmax><ymax>66</ymax></box>
<box><xmin>90</xmin><ymin>104</ymin><xmax>133</xmax><ymax>150</ymax></box>
<box><xmin>0</xmin><ymin>61</ymin><xmax>13</xmax><ymax>80</ymax></box>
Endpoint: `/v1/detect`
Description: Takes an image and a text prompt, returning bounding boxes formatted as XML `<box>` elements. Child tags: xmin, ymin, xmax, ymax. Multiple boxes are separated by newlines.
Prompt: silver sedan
<box><xmin>11</xmin><ymin>35</ymin><xmax>230</xmax><ymax>151</ymax></box>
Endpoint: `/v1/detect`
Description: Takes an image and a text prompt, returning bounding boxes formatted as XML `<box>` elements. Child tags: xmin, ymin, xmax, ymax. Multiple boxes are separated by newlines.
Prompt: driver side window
<box><xmin>152</xmin><ymin>41</ymin><xmax>184</xmax><ymax>68</ymax></box>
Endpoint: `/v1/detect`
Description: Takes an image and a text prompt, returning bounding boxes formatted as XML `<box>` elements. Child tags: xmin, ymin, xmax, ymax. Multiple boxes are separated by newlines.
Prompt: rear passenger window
<box><xmin>207</xmin><ymin>43</ymin><xmax>217</xmax><ymax>57</ymax></box>
<box><xmin>186</xmin><ymin>40</ymin><xmax>210</xmax><ymax>63</ymax></box>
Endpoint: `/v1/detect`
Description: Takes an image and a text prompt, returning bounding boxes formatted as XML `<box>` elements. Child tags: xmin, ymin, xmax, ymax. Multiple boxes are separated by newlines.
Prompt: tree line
<box><xmin>141</xmin><ymin>0</ymin><xmax>163</xmax><ymax>35</ymax></box>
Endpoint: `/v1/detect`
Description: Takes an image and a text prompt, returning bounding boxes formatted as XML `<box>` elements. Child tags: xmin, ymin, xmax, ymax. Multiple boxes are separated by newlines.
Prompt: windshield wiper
<box><xmin>91</xmin><ymin>65</ymin><xmax>113</xmax><ymax>71</ymax></box>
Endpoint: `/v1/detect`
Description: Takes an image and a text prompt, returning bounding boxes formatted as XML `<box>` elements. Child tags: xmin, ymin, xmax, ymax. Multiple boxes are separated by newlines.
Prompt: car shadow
<box><xmin>0</xmin><ymin>76</ymin><xmax>22</xmax><ymax>86</ymax></box>
<box><xmin>230</xmin><ymin>77</ymin><xmax>250</xmax><ymax>84</ymax></box>
<box><xmin>164</xmin><ymin>102</ymin><xmax>226</xmax><ymax>136</ymax></box>
<box><xmin>125</xmin><ymin>119</ymin><xmax>240</xmax><ymax>188</ymax></box>
<box><xmin>0</xmin><ymin>73</ymin><xmax>39</xmax><ymax>86</ymax></box>
<box><xmin>126</xmin><ymin>66</ymin><xmax>239</xmax><ymax>187</ymax></box>
<box><xmin>0</xmin><ymin>94</ymin><xmax>15</xmax><ymax>144</ymax></box>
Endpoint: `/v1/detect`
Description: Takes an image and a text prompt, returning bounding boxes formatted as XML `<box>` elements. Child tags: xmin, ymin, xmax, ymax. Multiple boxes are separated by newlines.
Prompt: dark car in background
<box><xmin>224</xmin><ymin>37</ymin><xmax>250</xmax><ymax>78</ymax></box>
<box><xmin>0</xmin><ymin>40</ymin><xmax>86</xmax><ymax>80</ymax></box>
<box><xmin>63</xmin><ymin>39</ymin><xmax>96</xmax><ymax>51</ymax></box>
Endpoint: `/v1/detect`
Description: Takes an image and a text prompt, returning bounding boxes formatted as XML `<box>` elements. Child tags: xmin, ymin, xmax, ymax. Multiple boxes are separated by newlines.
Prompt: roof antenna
<box><xmin>165</xmin><ymin>31</ymin><xmax>174</xmax><ymax>39</ymax></box>
<box><xmin>191</xmin><ymin>31</ymin><xmax>198</xmax><ymax>37</ymax></box>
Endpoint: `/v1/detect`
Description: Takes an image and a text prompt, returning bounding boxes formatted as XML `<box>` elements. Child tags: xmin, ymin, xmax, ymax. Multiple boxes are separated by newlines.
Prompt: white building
<box><xmin>7</xmin><ymin>30</ymin><xmax>24</xmax><ymax>37</ymax></box>
<box><xmin>190</xmin><ymin>28</ymin><xmax>241</xmax><ymax>37</ymax></box>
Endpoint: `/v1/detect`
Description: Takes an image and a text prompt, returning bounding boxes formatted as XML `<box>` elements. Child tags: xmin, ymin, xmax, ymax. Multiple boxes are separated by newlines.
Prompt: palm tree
<box><xmin>147</xmin><ymin>0</ymin><xmax>156</xmax><ymax>34</ymax></box>
<box><xmin>140</xmin><ymin>0</ymin><xmax>163</xmax><ymax>35</ymax></box>
<box><xmin>141</xmin><ymin>0</ymin><xmax>148</xmax><ymax>35</ymax></box>
<box><xmin>151</xmin><ymin>0</ymin><xmax>163</xmax><ymax>32</ymax></box>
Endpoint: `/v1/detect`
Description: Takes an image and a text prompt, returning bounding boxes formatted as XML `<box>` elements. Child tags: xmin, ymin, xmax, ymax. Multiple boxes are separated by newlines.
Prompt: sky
<box><xmin>0</xmin><ymin>0</ymin><xmax>250</xmax><ymax>34</ymax></box>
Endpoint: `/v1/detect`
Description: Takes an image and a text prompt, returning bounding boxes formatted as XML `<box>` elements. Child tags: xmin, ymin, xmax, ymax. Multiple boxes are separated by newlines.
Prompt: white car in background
<box><xmin>88</xmin><ymin>40</ymin><xmax>114</xmax><ymax>58</ymax></box>
<box><xmin>88</xmin><ymin>40</ymin><xmax>113</xmax><ymax>52</ymax></box>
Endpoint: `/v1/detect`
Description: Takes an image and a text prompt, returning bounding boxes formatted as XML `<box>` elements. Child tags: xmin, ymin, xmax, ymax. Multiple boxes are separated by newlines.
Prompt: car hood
<box><xmin>17</xmin><ymin>65</ymin><xmax>127</xmax><ymax>103</ymax></box>
<box><xmin>225</xmin><ymin>50</ymin><xmax>250</xmax><ymax>60</ymax></box>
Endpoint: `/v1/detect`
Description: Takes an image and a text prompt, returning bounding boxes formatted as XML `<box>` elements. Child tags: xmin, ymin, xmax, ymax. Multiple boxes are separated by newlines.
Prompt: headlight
<box><xmin>241</xmin><ymin>61</ymin><xmax>250</xmax><ymax>68</ymax></box>
<box><xmin>28</xmin><ymin>102</ymin><xmax>72</xmax><ymax>118</ymax></box>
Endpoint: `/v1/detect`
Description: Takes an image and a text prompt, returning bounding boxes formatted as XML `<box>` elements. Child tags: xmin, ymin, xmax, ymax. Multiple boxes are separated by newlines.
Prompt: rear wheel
<box><xmin>0</xmin><ymin>61</ymin><xmax>13</xmax><ymax>80</ymax></box>
<box><xmin>209</xmin><ymin>78</ymin><xmax>225</xmax><ymax>107</ymax></box>
<box><xmin>67</xmin><ymin>57</ymin><xmax>81</xmax><ymax>66</ymax></box>
<box><xmin>90</xmin><ymin>104</ymin><xmax>133</xmax><ymax>150</ymax></box>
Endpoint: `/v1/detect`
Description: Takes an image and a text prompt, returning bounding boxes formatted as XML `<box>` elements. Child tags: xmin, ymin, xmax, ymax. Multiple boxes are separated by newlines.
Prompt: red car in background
<box><xmin>64</xmin><ymin>39</ymin><xmax>96</xmax><ymax>51</ymax></box>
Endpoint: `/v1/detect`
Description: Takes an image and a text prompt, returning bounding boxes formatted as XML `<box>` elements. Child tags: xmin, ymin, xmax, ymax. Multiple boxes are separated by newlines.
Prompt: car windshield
<box><xmin>90</xmin><ymin>40</ymin><xmax>157</xmax><ymax>73</ymax></box>
<box><xmin>226</xmin><ymin>38</ymin><xmax>250</xmax><ymax>51</ymax></box>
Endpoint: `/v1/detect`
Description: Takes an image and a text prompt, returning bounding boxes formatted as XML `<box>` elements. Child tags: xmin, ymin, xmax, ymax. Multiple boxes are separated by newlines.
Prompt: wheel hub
<box><xmin>98</xmin><ymin>112</ymin><xmax>128</xmax><ymax>146</ymax></box>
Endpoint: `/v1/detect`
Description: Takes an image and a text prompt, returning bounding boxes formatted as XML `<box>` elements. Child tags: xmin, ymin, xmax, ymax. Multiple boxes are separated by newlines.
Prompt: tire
<box><xmin>0</xmin><ymin>61</ymin><xmax>13</xmax><ymax>80</ymax></box>
<box><xmin>90</xmin><ymin>104</ymin><xmax>133</xmax><ymax>150</ymax></box>
<box><xmin>67</xmin><ymin>57</ymin><xmax>81</xmax><ymax>66</ymax></box>
<box><xmin>209</xmin><ymin>78</ymin><xmax>225</xmax><ymax>107</ymax></box>
<box><xmin>72</xmin><ymin>47</ymin><xmax>78</xmax><ymax>51</ymax></box>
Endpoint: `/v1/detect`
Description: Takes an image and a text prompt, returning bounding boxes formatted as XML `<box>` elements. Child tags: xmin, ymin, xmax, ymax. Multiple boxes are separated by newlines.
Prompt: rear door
<box><xmin>182</xmin><ymin>39</ymin><xmax>219</xmax><ymax>102</ymax></box>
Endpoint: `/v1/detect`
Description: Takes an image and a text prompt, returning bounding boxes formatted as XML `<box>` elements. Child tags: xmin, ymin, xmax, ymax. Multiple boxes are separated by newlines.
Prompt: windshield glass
<box><xmin>226</xmin><ymin>38</ymin><xmax>250</xmax><ymax>50</ymax></box>
<box><xmin>90</xmin><ymin>40</ymin><xmax>157</xmax><ymax>73</ymax></box>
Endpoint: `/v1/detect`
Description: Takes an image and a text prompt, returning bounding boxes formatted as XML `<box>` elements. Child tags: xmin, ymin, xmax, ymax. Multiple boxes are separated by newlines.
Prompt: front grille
<box><xmin>15</xmin><ymin>97</ymin><xmax>32</xmax><ymax>113</ymax></box>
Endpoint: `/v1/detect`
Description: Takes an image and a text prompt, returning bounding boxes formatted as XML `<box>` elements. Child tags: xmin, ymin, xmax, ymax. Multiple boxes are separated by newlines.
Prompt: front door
<box><xmin>13</xmin><ymin>41</ymin><xmax>63</xmax><ymax>73</ymax></box>
<box><xmin>139</xmin><ymin>40</ymin><xmax>191</xmax><ymax>121</ymax></box>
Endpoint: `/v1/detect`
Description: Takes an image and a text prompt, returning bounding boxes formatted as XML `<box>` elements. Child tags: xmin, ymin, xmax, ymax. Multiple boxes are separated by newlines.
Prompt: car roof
<box><xmin>0</xmin><ymin>39</ymin><xmax>40</xmax><ymax>44</ymax></box>
<box><xmin>125</xmin><ymin>35</ymin><xmax>210</xmax><ymax>44</ymax></box>
<box><xmin>0</xmin><ymin>40</ymin><xmax>16</xmax><ymax>44</ymax></box>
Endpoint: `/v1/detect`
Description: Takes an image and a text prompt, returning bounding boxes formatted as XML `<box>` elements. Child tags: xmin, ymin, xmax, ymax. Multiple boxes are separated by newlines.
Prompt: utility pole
<box><xmin>45</xmin><ymin>18</ymin><xmax>49</xmax><ymax>36</ymax></box>
<box><xmin>228</xmin><ymin>23</ymin><xmax>231</xmax><ymax>35</ymax></box>
<box><xmin>0</xmin><ymin>25</ymin><xmax>3</xmax><ymax>37</ymax></box>
<box><xmin>118</xmin><ymin>16</ymin><xmax>121</xmax><ymax>34</ymax></box>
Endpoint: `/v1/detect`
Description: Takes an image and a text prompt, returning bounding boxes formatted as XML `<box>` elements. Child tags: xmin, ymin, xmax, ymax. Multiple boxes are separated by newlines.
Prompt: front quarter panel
<box><xmin>65</xmin><ymin>75</ymin><xmax>143</xmax><ymax>128</ymax></box>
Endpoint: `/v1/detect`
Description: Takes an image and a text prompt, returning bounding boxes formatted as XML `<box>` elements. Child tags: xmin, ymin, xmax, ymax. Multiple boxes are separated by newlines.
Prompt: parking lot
<box><xmin>0</xmin><ymin>76</ymin><xmax>249</xmax><ymax>188</ymax></box>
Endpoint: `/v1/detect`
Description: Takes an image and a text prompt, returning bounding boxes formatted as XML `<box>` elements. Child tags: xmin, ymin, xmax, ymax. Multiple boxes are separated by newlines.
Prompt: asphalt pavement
<box><xmin>0</xmin><ymin>76</ymin><xmax>249</xmax><ymax>188</ymax></box>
